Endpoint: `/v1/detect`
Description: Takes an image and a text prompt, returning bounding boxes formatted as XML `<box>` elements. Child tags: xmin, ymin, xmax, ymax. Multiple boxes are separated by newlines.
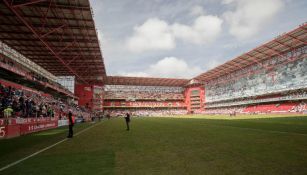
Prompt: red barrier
<box><xmin>0</xmin><ymin>119</ymin><xmax>5</xmax><ymax>126</ymax></box>
<box><xmin>0</xmin><ymin>123</ymin><xmax>6</xmax><ymax>139</ymax></box>
<box><xmin>5</xmin><ymin>125</ymin><xmax>20</xmax><ymax>138</ymax></box>
<box><xmin>0</xmin><ymin>118</ymin><xmax>58</xmax><ymax>139</ymax></box>
<box><xmin>19</xmin><ymin>120</ymin><xmax>58</xmax><ymax>135</ymax></box>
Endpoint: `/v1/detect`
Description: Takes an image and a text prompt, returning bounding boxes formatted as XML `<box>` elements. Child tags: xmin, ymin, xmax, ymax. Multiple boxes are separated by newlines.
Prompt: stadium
<box><xmin>0</xmin><ymin>0</ymin><xmax>306</xmax><ymax>174</ymax></box>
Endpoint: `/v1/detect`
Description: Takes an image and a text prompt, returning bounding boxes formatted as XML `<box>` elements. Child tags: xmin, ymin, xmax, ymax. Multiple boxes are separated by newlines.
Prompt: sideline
<box><xmin>0</xmin><ymin>122</ymin><xmax>102</xmax><ymax>172</ymax></box>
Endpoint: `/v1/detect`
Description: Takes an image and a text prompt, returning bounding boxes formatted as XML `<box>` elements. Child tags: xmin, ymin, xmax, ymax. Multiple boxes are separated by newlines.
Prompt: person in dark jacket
<box><xmin>124</xmin><ymin>113</ymin><xmax>131</xmax><ymax>131</ymax></box>
<box><xmin>67</xmin><ymin>110</ymin><xmax>74</xmax><ymax>138</ymax></box>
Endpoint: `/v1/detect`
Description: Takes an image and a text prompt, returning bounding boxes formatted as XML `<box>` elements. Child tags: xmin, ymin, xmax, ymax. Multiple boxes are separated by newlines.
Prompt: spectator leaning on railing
<box><xmin>3</xmin><ymin>105</ymin><xmax>13</xmax><ymax>125</ymax></box>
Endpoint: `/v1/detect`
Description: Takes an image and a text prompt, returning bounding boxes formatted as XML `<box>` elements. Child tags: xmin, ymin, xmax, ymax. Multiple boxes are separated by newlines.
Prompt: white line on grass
<box><xmin>0</xmin><ymin>122</ymin><xmax>102</xmax><ymax>172</ymax></box>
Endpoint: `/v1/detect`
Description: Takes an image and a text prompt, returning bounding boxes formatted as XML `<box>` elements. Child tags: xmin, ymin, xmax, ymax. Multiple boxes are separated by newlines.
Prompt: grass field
<box><xmin>1</xmin><ymin>114</ymin><xmax>307</xmax><ymax>175</ymax></box>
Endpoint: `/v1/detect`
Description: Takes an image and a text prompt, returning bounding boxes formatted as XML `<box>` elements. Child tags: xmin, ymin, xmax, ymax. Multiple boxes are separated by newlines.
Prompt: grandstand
<box><xmin>0</xmin><ymin>0</ymin><xmax>306</xmax><ymax>139</ymax></box>
<box><xmin>103</xmin><ymin>25</ymin><xmax>306</xmax><ymax>116</ymax></box>
<box><xmin>0</xmin><ymin>1</ymin><xmax>306</xmax><ymax>175</ymax></box>
<box><xmin>196</xmin><ymin>25</ymin><xmax>307</xmax><ymax>115</ymax></box>
<box><xmin>0</xmin><ymin>0</ymin><xmax>104</xmax><ymax>138</ymax></box>
<box><xmin>104</xmin><ymin>77</ymin><xmax>188</xmax><ymax>116</ymax></box>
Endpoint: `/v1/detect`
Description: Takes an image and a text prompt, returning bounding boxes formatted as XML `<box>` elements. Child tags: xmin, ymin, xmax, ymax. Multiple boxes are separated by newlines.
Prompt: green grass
<box><xmin>1</xmin><ymin>115</ymin><xmax>307</xmax><ymax>175</ymax></box>
<box><xmin>0</xmin><ymin>123</ymin><xmax>91</xmax><ymax>168</ymax></box>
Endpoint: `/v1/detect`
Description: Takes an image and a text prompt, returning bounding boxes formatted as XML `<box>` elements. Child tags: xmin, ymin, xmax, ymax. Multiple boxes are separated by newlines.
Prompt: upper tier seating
<box><xmin>205</xmin><ymin>46</ymin><xmax>306</xmax><ymax>102</ymax></box>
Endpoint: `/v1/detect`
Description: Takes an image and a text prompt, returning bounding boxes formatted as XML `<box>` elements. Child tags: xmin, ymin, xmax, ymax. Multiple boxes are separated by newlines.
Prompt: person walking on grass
<box><xmin>124</xmin><ymin>113</ymin><xmax>131</xmax><ymax>131</ymax></box>
<box><xmin>67</xmin><ymin>109</ymin><xmax>74</xmax><ymax>138</ymax></box>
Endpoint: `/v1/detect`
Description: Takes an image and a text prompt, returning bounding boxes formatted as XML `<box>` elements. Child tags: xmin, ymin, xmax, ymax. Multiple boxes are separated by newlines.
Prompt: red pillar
<box><xmin>75</xmin><ymin>84</ymin><xmax>94</xmax><ymax>110</ymax></box>
<box><xmin>184</xmin><ymin>86</ymin><xmax>205</xmax><ymax>113</ymax></box>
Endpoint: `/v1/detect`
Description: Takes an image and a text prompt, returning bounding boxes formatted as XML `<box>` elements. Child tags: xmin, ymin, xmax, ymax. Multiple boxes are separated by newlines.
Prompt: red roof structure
<box><xmin>0</xmin><ymin>0</ymin><xmax>106</xmax><ymax>85</ymax></box>
<box><xmin>195</xmin><ymin>24</ymin><xmax>307</xmax><ymax>83</ymax></box>
<box><xmin>106</xmin><ymin>76</ymin><xmax>189</xmax><ymax>87</ymax></box>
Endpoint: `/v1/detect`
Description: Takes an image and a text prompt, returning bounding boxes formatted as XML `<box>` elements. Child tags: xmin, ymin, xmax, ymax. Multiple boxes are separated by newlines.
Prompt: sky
<box><xmin>90</xmin><ymin>0</ymin><xmax>306</xmax><ymax>79</ymax></box>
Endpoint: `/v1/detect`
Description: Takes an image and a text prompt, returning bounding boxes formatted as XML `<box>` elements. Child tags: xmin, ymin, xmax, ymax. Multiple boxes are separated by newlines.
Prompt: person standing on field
<box><xmin>67</xmin><ymin>109</ymin><xmax>74</xmax><ymax>138</ymax></box>
<box><xmin>124</xmin><ymin>113</ymin><xmax>131</xmax><ymax>131</ymax></box>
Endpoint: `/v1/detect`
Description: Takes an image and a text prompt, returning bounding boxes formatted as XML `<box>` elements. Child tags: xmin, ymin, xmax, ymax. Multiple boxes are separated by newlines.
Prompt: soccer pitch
<box><xmin>1</xmin><ymin>115</ymin><xmax>307</xmax><ymax>175</ymax></box>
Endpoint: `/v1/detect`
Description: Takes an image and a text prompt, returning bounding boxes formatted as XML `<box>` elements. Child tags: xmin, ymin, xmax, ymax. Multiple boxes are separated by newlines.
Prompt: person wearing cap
<box><xmin>67</xmin><ymin>109</ymin><xmax>74</xmax><ymax>138</ymax></box>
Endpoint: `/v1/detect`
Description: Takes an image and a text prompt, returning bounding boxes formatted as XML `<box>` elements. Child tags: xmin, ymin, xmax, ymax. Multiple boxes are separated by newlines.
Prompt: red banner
<box><xmin>4</xmin><ymin>125</ymin><xmax>20</xmax><ymax>138</ymax></box>
<box><xmin>0</xmin><ymin>119</ymin><xmax>19</xmax><ymax>139</ymax></box>
<box><xmin>0</xmin><ymin>118</ymin><xmax>58</xmax><ymax>139</ymax></box>
<box><xmin>19</xmin><ymin>120</ymin><xmax>58</xmax><ymax>135</ymax></box>
<box><xmin>0</xmin><ymin>124</ymin><xmax>6</xmax><ymax>139</ymax></box>
<box><xmin>0</xmin><ymin>119</ymin><xmax>5</xmax><ymax>126</ymax></box>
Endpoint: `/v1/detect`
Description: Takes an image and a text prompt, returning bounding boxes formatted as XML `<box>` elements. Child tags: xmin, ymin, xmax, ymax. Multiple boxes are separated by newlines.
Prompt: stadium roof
<box><xmin>195</xmin><ymin>23</ymin><xmax>307</xmax><ymax>83</ymax></box>
<box><xmin>0</xmin><ymin>0</ymin><xmax>106</xmax><ymax>85</ymax></box>
<box><xmin>106</xmin><ymin>76</ymin><xmax>189</xmax><ymax>87</ymax></box>
<box><xmin>0</xmin><ymin>1</ymin><xmax>305</xmax><ymax>88</ymax></box>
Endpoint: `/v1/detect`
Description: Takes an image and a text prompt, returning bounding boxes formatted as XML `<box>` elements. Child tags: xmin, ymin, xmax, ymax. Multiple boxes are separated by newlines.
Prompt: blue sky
<box><xmin>90</xmin><ymin>0</ymin><xmax>306</xmax><ymax>79</ymax></box>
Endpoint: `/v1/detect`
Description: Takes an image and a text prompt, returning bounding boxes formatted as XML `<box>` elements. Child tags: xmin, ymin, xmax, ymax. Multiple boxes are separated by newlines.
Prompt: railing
<box><xmin>0</xmin><ymin>41</ymin><xmax>57</xmax><ymax>82</ymax></box>
<box><xmin>205</xmin><ymin>93</ymin><xmax>307</xmax><ymax>109</ymax></box>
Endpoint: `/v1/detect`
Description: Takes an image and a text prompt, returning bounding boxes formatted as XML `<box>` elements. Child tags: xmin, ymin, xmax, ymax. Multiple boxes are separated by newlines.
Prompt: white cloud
<box><xmin>126</xmin><ymin>18</ymin><xmax>175</xmax><ymax>53</ymax></box>
<box><xmin>172</xmin><ymin>15</ymin><xmax>223</xmax><ymax>44</ymax></box>
<box><xmin>126</xmin><ymin>15</ymin><xmax>223</xmax><ymax>53</ymax></box>
<box><xmin>119</xmin><ymin>57</ymin><xmax>202</xmax><ymax>78</ymax></box>
<box><xmin>223</xmin><ymin>0</ymin><xmax>284</xmax><ymax>39</ymax></box>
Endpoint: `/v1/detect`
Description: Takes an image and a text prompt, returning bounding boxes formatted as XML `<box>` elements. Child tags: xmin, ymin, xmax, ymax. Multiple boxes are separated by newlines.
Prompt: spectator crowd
<box><xmin>202</xmin><ymin>102</ymin><xmax>306</xmax><ymax>115</ymax></box>
<box><xmin>104</xmin><ymin>85</ymin><xmax>184</xmax><ymax>100</ymax></box>
<box><xmin>206</xmin><ymin>46</ymin><xmax>306</xmax><ymax>102</ymax></box>
<box><xmin>105</xmin><ymin>109</ymin><xmax>187</xmax><ymax>117</ymax></box>
<box><xmin>205</xmin><ymin>90</ymin><xmax>307</xmax><ymax>108</ymax></box>
<box><xmin>0</xmin><ymin>82</ymin><xmax>91</xmax><ymax>120</ymax></box>
<box><xmin>105</xmin><ymin>91</ymin><xmax>184</xmax><ymax>100</ymax></box>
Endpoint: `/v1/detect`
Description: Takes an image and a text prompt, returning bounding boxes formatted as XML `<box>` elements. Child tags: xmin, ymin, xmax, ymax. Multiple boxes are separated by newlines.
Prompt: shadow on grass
<box><xmin>0</xmin><ymin>123</ymin><xmax>92</xmax><ymax>168</ymax></box>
